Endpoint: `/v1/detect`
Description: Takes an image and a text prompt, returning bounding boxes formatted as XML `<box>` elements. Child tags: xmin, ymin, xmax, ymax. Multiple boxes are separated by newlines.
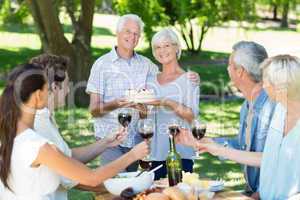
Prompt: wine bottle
<box><xmin>166</xmin><ymin>134</ymin><xmax>182</xmax><ymax>186</ymax></box>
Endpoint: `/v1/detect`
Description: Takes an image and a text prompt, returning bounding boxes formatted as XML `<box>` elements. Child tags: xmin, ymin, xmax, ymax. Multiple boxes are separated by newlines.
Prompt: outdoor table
<box><xmin>95</xmin><ymin>184</ymin><xmax>253</xmax><ymax>200</ymax></box>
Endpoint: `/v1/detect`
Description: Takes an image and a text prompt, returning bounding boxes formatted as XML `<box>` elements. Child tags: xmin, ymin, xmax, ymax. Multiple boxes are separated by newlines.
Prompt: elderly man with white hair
<box><xmin>175</xmin><ymin>41</ymin><xmax>276</xmax><ymax>197</ymax></box>
<box><xmin>86</xmin><ymin>14</ymin><xmax>199</xmax><ymax>171</ymax></box>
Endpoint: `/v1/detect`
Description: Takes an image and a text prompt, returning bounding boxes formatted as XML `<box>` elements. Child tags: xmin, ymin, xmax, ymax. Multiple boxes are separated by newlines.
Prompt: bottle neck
<box><xmin>169</xmin><ymin>135</ymin><xmax>176</xmax><ymax>152</ymax></box>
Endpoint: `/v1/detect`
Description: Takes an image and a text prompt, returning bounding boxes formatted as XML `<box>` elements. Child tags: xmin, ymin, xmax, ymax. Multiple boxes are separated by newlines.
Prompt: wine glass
<box><xmin>137</xmin><ymin>118</ymin><xmax>154</xmax><ymax>169</ymax></box>
<box><xmin>168</xmin><ymin>119</ymin><xmax>181</xmax><ymax>137</ymax></box>
<box><xmin>118</xmin><ymin>108</ymin><xmax>132</xmax><ymax>128</ymax></box>
<box><xmin>191</xmin><ymin>119</ymin><xmax>207</xmax><ymax>160</ymax></box>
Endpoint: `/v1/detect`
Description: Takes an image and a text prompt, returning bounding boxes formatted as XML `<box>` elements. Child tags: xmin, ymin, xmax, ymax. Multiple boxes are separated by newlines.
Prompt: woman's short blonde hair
<box><xmin>151</xmin><ymin>28</ymin><xmax>182</xmax><ymax>60</ymax></box>
<box><xmin>260</xmin><ymin>54</ymin><xmax>300</xmax><ymax>100</ymax></box>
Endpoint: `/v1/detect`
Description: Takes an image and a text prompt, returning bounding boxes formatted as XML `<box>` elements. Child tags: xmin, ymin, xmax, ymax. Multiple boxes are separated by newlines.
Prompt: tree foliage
<box><xmin>258</xmin><ymin>0</ymin><xmax>300</xmax><ymax>27</ymax></box>
<box><xmin>160</xmin><ymin>0</ymin><xmax>256</xmax><ymax>53</ymax></box>
<box><xmin>0</xmin><ymin>0</ymin><xmax>29</xmax><ymax>24</ymax></box>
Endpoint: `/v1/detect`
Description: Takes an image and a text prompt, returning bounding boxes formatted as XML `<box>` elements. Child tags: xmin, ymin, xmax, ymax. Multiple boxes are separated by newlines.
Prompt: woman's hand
<box><xmin>175</xmin><ymin>128</ymin><xmax>198</xmax><ymax>148</ymax></box>
<box><xmin>186</xmin><ymin>71</ymin><xmax>200</xmax><ymax>85</ymax></box>
<box><xmin>251</xmin><ymin>192</ymin><xmax>260</xmax><ymax>200</ymax></box>
<box><xmin>129</xmin><ymin>141</ymin><xmax>150</xmax><ymax>160</ymax></box>
<box><xmin>196</xmin><ymin>137</ymin><xmax>223</xmax><ymax>156</ymax></box>
<box><xmin>104</xmin><ymin>127</ymin><xmax>128</xmax><ymax>148</ymax></box>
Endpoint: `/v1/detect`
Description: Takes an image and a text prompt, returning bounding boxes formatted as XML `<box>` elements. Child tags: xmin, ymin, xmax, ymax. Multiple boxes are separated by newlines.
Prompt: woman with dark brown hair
<box><xmin>30</xmin><ymin>54</ymin><xmax>132</xmax><ymax>199</ymax></box>
<box><xmin>0</xmin><ymin>63</ymin><xmax>149</xmax><ymax>200</ymax></box>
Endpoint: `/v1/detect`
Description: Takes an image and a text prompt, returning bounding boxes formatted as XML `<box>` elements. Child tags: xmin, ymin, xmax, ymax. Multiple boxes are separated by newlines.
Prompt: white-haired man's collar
<box><xmin>111</xmin><ymin>46</ymin><xmax>138</xmax><ymax>62</ymax></box>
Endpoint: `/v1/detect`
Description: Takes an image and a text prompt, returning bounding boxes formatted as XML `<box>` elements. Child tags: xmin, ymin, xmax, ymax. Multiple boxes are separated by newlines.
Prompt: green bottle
<box><xmin>166</xmin><ymin>134</ymin><xmax>182</xmax><ymax>186</ymax></box>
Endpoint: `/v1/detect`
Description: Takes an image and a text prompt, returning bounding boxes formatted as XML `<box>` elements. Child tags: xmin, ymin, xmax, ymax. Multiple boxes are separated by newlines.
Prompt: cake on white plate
<box><xmin>125</xmin><ymin>89</ymin><xmax>156</xmax><ymax>103</ymax></box>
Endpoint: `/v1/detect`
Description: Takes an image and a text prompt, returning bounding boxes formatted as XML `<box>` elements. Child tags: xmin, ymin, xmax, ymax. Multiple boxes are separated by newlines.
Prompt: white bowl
<box><xmin>104</xmin><ymin>171</ymin><xmax>154</xmax><ymax>196</ymax></box>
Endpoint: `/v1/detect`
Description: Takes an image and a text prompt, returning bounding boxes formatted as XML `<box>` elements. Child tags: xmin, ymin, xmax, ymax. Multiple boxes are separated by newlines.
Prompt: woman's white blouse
<box><xmin>34</xmin><ymin>108</ymin><xmax>77</xmax><ymax>200</ymax></box>
<box><xmin>2</xmin><ymin>129</ymin><xmax>60</xmax><ymax>200</ymax></box>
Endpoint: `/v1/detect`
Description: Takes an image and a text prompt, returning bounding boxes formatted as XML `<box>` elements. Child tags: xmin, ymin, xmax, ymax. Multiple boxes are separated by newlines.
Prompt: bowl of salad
<box><xmin>103</xmin><ymin>171</ymin><xmax>155</xmax><ymax>196</ymax></box>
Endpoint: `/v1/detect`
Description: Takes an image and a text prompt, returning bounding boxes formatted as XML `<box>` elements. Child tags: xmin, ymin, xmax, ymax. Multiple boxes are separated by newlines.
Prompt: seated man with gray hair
<box><xmin>175</xmin><ymin>41</ymin><xmax>276</xmax><ymax>198</ymax></box>
<box><xmin>213</xmin><ymin>41</ymin><xmax>277</xmax><ymax>196</ymax></box>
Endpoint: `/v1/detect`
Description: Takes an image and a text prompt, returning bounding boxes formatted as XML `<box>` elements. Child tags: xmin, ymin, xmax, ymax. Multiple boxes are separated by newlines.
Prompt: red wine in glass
<box><xmin>192</xmin><ymin>127</ymin><xmax>206</xmax><ymax>140</ymax></box>
<box><xmin>118</xmin><ymin>113</ymin><xmax>132</xmax><ymax>127</ymax></box>
<box><xmin>138</xmin><ymin>132</ymin><xmax>153</xmax><ymax>169</ymax></box>
<box><xmin>139</xmin><ymin>160</ymin><xmax>152</xmax><ymax>169</ymax></box>
<box><xmin>139</xmin><ymin>131</ymin><xmax>154</xmax><ymax>140</ymax></box>
<box><xmin>169</xmin><ymin>125</ymin><xmax>180</xmax><ymax>137</ymax></box>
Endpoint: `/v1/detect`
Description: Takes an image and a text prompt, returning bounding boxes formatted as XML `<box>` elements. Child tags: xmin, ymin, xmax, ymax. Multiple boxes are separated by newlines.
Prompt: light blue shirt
<box><xmin>86</xmin><ymin>47</ymin><xmax>159</xmax><ymax>147</ymax></box>
<box><xmin>146</xmin><ymin>73</ymin><xmax>200</xmax><ymax>161</ymax></box>
<box><xmin>260</xmin><ymin>103</ymin><xmax>300</xmax><ymax>200</ymax></box>
<box><xmin>214</xmin><ymin>89</ymin><xmax>276</xmax><ymax>192</ymax></box>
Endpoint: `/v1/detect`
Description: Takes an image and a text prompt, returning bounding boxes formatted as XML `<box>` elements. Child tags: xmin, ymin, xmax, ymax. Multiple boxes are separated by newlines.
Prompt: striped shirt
<box><xmin>86</xmin><ymin>47</ymin><xmax>159</xmax><ymax>147</ymax></box>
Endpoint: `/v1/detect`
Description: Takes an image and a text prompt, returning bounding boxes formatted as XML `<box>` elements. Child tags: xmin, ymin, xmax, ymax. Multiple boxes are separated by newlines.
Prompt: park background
<box><xmin>0</xmin><ymin>0</ymin><xmax>299</xmax><ymax>199</ymax></box>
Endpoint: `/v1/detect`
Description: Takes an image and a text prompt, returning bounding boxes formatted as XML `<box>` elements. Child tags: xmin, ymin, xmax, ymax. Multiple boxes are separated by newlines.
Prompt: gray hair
<box><xmin>116</xmin><ymin>14</ymin><xmax>144</xmax><ymax>33</ymax></box>
<box><xmin>261</xmin><ymin>55</ymin><xmax>300</xmax><ymax>100</ymax></box>
<box><xmin>151</xmin><ymin>28</ymin><xmax>182</xmax><ymax>60</ymax></box>
<box><xmin>232</xmin><ymin>41</ymin><xmax>268</xmax><ymax>82</ymax></box>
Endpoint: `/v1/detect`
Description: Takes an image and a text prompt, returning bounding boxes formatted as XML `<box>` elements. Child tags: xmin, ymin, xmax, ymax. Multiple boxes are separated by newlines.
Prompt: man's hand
<box><xmin>130</xmin><ymin>103</ymin><xmax>147</xmax><ymax>118</ymax></box>
<box><xmin>112</xmin><ymin>98</ymin><xmax>134</xmax><ymax>109</ymax></box>
<box><xmin>104</xmin><ymin>127</ymin><xmax>128</xmax><ymax>147</ymax></box>
<box><xmin>186</xmin><ymin>71</ymin><xmax>200</xmax><ymax>85</ymax></box>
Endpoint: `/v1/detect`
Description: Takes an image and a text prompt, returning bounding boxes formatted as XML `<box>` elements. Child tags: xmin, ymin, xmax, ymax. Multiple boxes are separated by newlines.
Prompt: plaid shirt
<box><xmin>86</xmin><ymin>47</ymin><xmax>159</xmax><ymax>147</ymax></box>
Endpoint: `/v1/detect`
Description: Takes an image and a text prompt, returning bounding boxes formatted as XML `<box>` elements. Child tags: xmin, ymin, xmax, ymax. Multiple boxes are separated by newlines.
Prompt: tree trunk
<box><xmin>197</xmin><ymin>25</ymin><xmax>209</xmax><ymax>53</ymax></box>
<box><xmin>178</xmin><ymin>25</ymin><xmax>192</xmax><ymax>52</ymax></box>
<box><xmin>281</xmin><ymin>1</ymin><xmax>289</xmax><ymax>28</ymax></box>
<box><xmin>188</xmin><ymin>20</ymin><xmax>195</xmax><ymax>52</ymax></box>
<box><xmin>272</xmin><ymin>4</ymin><xmax>278</xmax><ymax>20</ymax></box>
<box><xmin>26</xmin><ymin>0</ymin><xmax>95</xmax><ymax>106</ymax></box>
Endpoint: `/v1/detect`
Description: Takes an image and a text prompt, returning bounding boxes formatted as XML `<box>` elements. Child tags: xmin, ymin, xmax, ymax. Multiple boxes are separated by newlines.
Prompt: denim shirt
<box><xmin>214</xmin><ymin>89</ymin><xmax>276</xmax><ymax>192</ymax></box>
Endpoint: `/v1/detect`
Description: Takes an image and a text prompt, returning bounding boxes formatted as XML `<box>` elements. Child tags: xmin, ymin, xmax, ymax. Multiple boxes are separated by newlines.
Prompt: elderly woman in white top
<box><xmin>145</xmin><ymin>28</ymin><xmax>200</xmax><ymax>180</ymax></box>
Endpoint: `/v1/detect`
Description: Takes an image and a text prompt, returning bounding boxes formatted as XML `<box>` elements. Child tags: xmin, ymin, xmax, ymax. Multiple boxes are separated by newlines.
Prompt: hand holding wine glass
<box><xmin>129</xmin><ymin>141</ymin><xmax>150</xmax><ymax>161</ymax></box>
<box><xmin>137</xmin><ymin>118</ymin><xmax>154</xmax><ymax>170</ymax></box>
<box><xmin>191</xmin><ymin>119</ymin><xmax>207</xmax><ymax>159</ymax></box>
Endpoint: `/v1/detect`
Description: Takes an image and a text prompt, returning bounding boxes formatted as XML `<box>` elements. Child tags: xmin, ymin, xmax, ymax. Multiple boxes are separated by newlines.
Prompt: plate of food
<box><xmin>182</xmin><ymin>172</ymin><xmax>224</xmax><ymax>192</ymax></box>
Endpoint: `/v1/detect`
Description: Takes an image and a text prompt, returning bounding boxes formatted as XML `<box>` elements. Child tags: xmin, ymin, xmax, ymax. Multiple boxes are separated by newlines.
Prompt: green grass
<box><xmin>0</xmin><ymin>23</ymin><xmax>114</xmax><ymax>36</ymax></box>
<box><xmin>0</xmin><ymin>47</ymin><xmax>40</xmax><ymax>73</ymax></box>
<box><xmin>52</xmin><ymin>99</ymin><xmax>243</xmax><ymax>199</ymax></box>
